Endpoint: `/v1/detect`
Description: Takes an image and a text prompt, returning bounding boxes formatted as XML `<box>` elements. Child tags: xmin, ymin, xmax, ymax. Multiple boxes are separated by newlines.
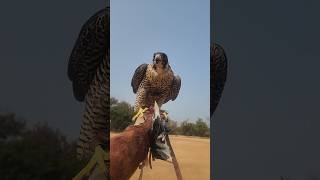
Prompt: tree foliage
<box><xmin>169</xmin><ymin>118</ymin><xmax>210</xmax><ymax>137</ymax></box>
<box><xmin>0</xmin><ymin>113</ymin><xmax>25</xmax><ymax>140</ymax></box>
<box><xmin>0</xmin><ymin>112</ymin><xmax>85</xmax><ymax>180</ymax></box>
<box><xmin>110</xmin><ymin>97</ymin><xmax>210</xmax><ymax>137</ymax></box>
<box><xmin>110</xmin><ymin>98</ymin><xmax>134</xmax><ymax>132</ymax></box>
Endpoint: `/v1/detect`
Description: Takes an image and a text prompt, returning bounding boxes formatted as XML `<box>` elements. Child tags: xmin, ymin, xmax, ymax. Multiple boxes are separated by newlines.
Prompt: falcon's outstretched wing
<box><xmin>68</xmin><ymin>8</ymin><xmax>108</xmax><ymax>101</ymax></box>
<box><xmin>211</xmin><ymin>43</ymin><xmax>228</xmax><ymax>115</ymax></box>
<box><xmin>131</xmin><ymin>63</ymin><xmax>148</xmax><ymax>93</ymax></box>
<box><xmin>170</xmin><ymin>75</ymin><xmax>181</xmax><ymax>101</ymax></box>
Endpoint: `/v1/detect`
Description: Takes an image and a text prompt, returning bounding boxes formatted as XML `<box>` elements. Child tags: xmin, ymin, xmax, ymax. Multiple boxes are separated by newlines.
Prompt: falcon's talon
<box><xmin>132</xmin><ymin>107</ymin><xmax>148</xmax><ymax>122</ymax></box>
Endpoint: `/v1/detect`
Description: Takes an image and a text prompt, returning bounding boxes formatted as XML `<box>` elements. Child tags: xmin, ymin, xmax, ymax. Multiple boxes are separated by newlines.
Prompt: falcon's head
<box><xmin>152</xmin><ymin>52</ymin><xmax>168</xmax><ymax>70</ymax></box>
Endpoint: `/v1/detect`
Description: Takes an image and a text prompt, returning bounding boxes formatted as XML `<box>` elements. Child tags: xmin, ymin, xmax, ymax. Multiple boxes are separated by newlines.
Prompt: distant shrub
<box><xmin>179</xmin><ymin>119</ymin><xmax>210</xmax><ymax>137</ymax></box>
<box><xmin>110</xmin><ymin>98</ymin><xmax>134</xmax><ymax>132</ymax></box>
<box><xmin>110</xmin><ymin>97</ymin><xmax>210</xmax><ymax>137</ymax></box>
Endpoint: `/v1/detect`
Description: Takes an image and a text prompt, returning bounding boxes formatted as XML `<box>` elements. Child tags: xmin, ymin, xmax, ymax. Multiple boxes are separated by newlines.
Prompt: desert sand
<box><xmin>111</xmin><ymin>133</ymin><xmax>210</xmax><ymax>180</ymax></box>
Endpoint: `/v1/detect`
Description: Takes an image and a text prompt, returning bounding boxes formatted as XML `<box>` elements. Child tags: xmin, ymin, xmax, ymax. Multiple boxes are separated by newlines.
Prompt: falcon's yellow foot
<box><xmin>132</xmin><ymin>107</ymin><xmax>148</xmax><ymax>122</ymax></box>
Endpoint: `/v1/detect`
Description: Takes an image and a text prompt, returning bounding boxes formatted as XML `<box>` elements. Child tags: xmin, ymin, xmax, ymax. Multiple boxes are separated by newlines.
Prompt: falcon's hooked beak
<box><xmin>152</xmin><ymin>52</ymin><xmax>168</xmax><ymax>70</ymax></box>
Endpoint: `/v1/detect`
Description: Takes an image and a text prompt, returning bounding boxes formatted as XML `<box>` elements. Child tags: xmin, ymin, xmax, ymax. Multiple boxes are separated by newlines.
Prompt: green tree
<box><xmin>0</xmin><ymin>112</ymin><xmax>85</xmax><ymax>180</ymax></box>
<box><xmin>178</xmin><ymin>119</ymin><xmax>210</xmax><ymax>137</ymax></box>
<box><xmin>180</xmin><ymin>120</ymin><xmax>196</xmax><ymax>136</ymax></box>
<box><xmin>0</xmin><ymin>113</ymin><xmax>25</xmax><ymax>140</ymax></box>
<box><xmin>194</xmin><ymin>118</ymin><xmax>210</xmax><ymax>137</ymax></box>
<box><xmin>110</xmin><ymin>98</ymin><xmax>134</xmax><ymax>132</ymax></box>
<box><xmin>110</xmin><ymin>97</ymin><xmax>118</xmax><ymax>106</ymax></box>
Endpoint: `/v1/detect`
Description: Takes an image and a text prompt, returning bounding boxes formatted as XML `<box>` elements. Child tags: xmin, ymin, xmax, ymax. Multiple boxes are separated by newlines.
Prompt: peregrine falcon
<box><xmin>211</xmin><ymin>43</ymin><xmax>228</xmax><ymax>115</ymax></box>
<box><xmin>131</xmin><ymin>52</ymin><xmax>181</xmax><ymax>111</ymax></box>
<box><xmin>68</xmin><ymin>7</ymin><xmax>109</xmax><ymax>160</ymax></box>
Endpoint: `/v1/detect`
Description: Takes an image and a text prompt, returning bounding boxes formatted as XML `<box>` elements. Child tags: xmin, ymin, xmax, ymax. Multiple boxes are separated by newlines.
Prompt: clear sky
<box><xmin>110</xmin><ymin>0</ymin><xmax>210</xmax><ymax>122</ymax></box>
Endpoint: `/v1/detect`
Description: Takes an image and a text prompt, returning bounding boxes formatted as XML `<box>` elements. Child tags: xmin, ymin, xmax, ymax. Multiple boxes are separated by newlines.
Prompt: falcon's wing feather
<box><xmin>170</xmin><ymin>75</ymin><xmax>181</xmax><ymax>101</ymax></box>
<box><xmin>68</xmin><ymin>8</ymin><xmax>109</xmax><ymax>101</ymax></box>
<box><xmin>131</xmin><ymin>64</ymin><xmax>148</xmax><ymax>93</ymax></box>
<box><xmin>211</xmin><ymin>43</ymin><xmax>228</xmax><ymax>115</ymax></box>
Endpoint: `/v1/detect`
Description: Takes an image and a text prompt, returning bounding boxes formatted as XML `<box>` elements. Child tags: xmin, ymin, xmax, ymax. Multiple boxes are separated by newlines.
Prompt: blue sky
<box><xmin>110</xmin><ymin>0</ymin><xmax>210</xmax><ymax>122</ymax></box>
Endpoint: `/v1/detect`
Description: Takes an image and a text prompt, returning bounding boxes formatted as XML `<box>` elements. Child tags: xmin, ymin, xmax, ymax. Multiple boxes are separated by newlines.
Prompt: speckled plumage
<box><xmin>211</xmin><ymin>43</ymin><xmax>228</xmax><ymax>115</ymax></box>
<box><xmin>131</xmin><ymin>53</ymin><xmax>181</xmax><ymax>111</ymax></box>
<box><xmin>68</xmin><ymin>7</ymin><xmax>109</xmax><ymax>160</ymax></box>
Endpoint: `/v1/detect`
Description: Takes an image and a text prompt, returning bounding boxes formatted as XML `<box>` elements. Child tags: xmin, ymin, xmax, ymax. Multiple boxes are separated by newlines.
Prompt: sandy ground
<box><xmin>111</xmin><ymin>133</ymin><xmax>210</xmax><ymax>180</ymax></box>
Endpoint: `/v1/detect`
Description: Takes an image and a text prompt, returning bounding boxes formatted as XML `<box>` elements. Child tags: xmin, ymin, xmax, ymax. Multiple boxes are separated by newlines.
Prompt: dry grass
<box><xmin>111</xmin><ymin>133</ymin><xmax>210</xmax><ymax>180</ymax></box>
